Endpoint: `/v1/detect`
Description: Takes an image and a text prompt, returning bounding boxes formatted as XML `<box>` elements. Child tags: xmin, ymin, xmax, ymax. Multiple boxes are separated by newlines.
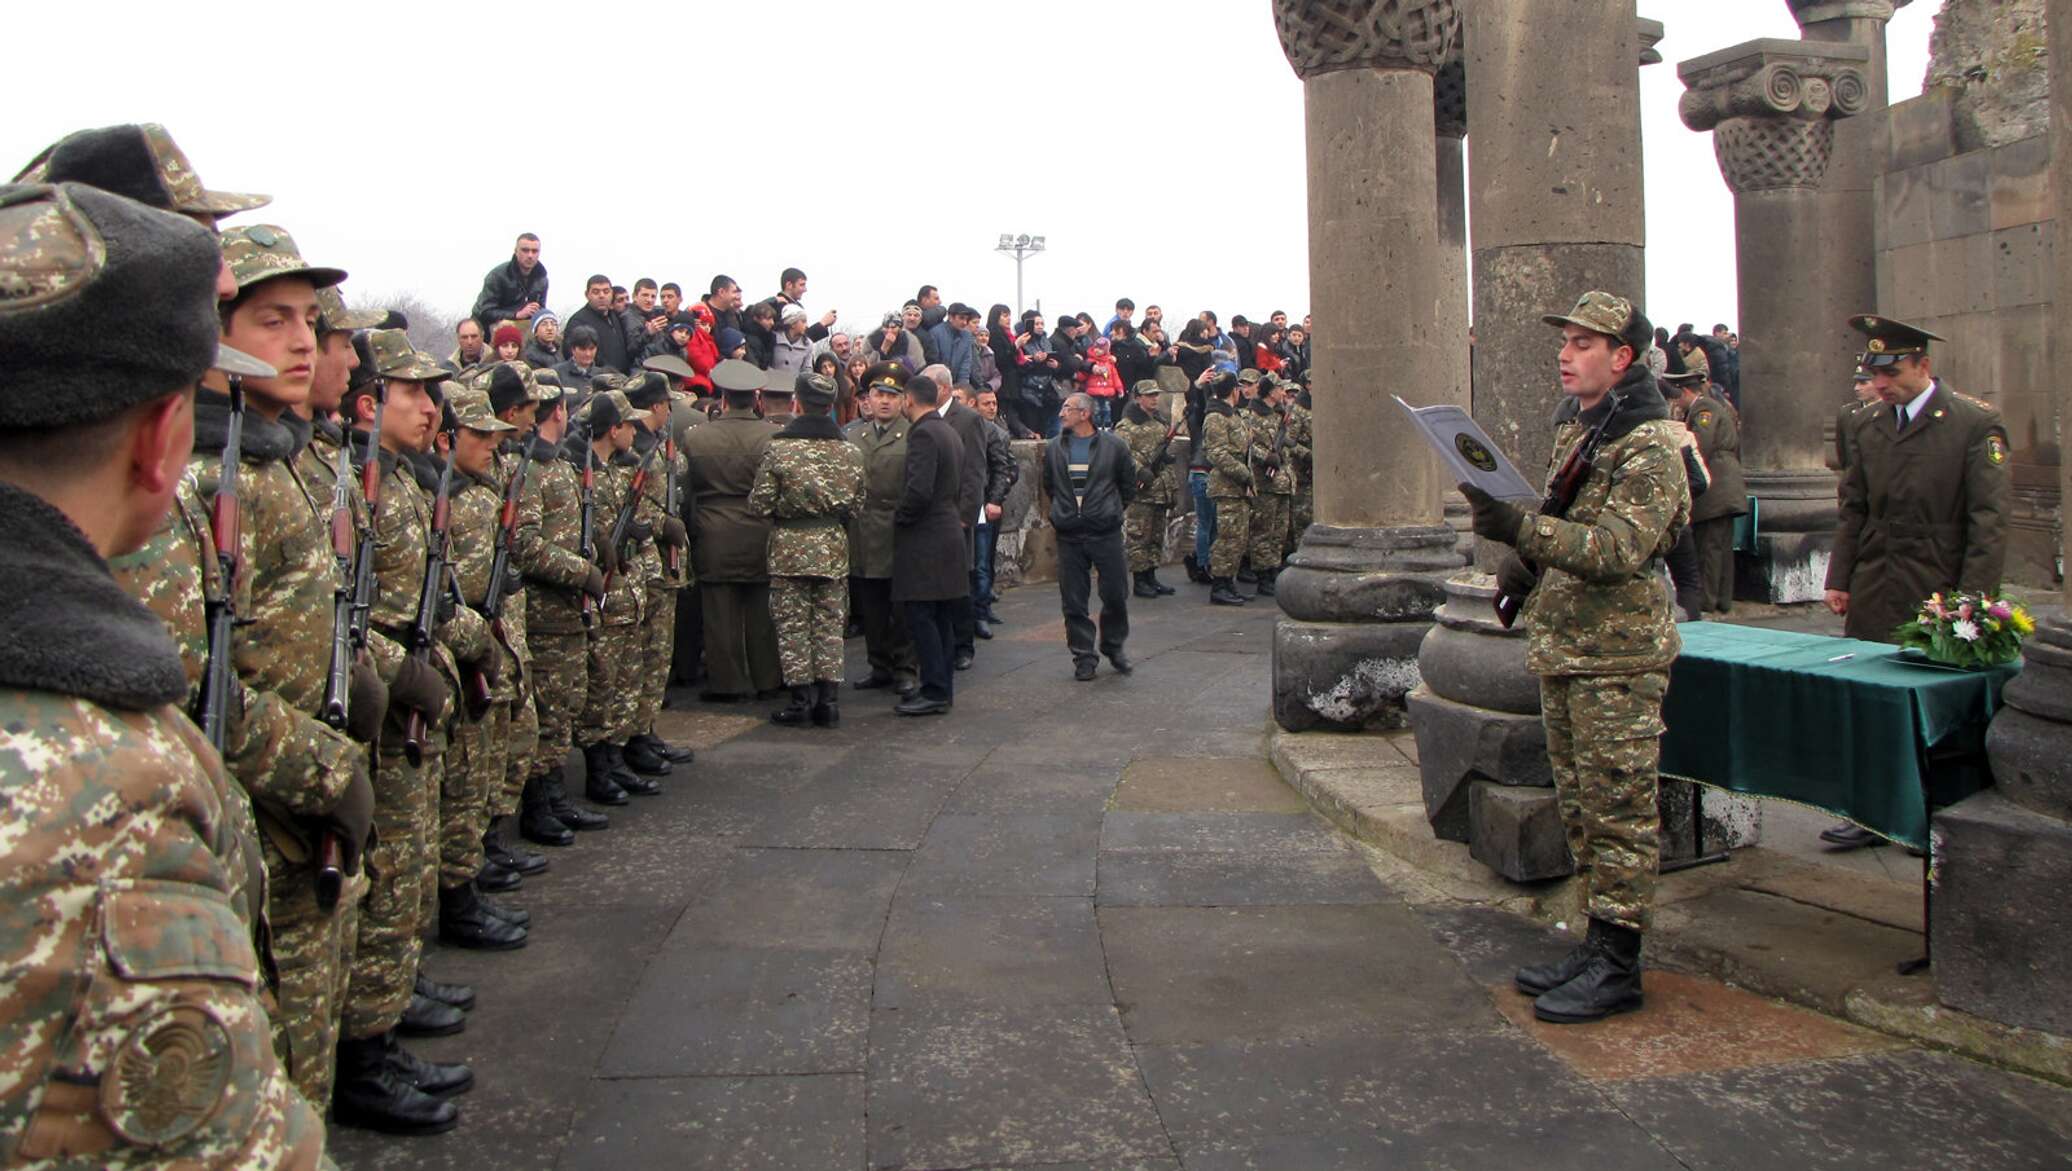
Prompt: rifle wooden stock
<box><xmin>315</xmin><ymin>831</ymin><xmax>345</xmax><ymax>912</ymax></box>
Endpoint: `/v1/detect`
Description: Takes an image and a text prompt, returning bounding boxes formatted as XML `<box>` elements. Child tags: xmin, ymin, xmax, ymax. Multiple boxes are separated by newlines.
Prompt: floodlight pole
<box><xmin>994</xmin><ymin>233</ymin><xmax>1047</xmax><ymax>318</ymax></box>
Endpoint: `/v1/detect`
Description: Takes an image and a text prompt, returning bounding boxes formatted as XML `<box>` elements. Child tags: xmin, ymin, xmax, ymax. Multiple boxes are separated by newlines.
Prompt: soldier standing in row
<box><xmin>574</xmin><ymin>391</ymin><xmax>660</xmax><ymax>803</ymax></box>
<box><xmin>1116</xmin><ymin>380</ymin><xmax>1184</xmax><ymax>599</ymax></box>
<box><xmin>1201</xmin><ymin>372</ymin><xmax>1254</xmax><ymax>606</ymax></box>
<box><xmin>1288</xmin><ymin>376</ymin><xmax>1315</xmax><ymax>543</ymax></box>
<box><xmin>622</xmin><ymin>371</ymin><xmax>696</xmax><ymax>773</ymax></box>
<box><xmin>752</xmin><ymin>373</ymin><xmax>866</xmax><ymax>727</ymax></box>
<box><xmin>1463</xmin><ymin>291</ymin><xmax>1690</xmax><ymax>1025</ymax></box>
<box><xmin>1820</xmin><ymin>316</ymin><xmax>2010</xmax><ymax>850</ymax></box>
<box><xmin>1831</xmin><ymin>364</ymin><xmax>1879</xmax><ymax>472</ymax></box>
<box><xmin>1667</xmin><ymin>370</ymin><xmax>1747</xmax><ymax>614</ymax></box>
<box><xmin>684</xmin><ymin>359</ymin><xmax>784</xmax><ymax>700</ymax></box>
<box><xmin>0</xmin><ymin>180</ymin><xmax>330</xmax><ymax>1167</ymax></box>
<box><xmin>1245</xmin><ymin>376</ymin><xmax>1300</xmax><ymax>597</ymax></box>
<box><xmin>847</xmin><ymin>365</ymin><xmax>920</xmax><ymax>696</ymax></box>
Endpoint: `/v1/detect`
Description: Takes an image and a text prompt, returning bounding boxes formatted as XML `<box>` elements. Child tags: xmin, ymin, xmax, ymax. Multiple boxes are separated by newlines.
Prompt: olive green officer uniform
<box><xmin>846</xmin><ymin>385</ymin><xmax>920</xmax><ymax>688</ymax></box>
<box><xmin>1683</xmin><ymin>389</ymin><xmax>1747</xmax><ymax>614</ymax></box>
<box><xmin>682</xmin><ymin>360</ymin><xmax>783</xmax><ymax>698</ymax></box>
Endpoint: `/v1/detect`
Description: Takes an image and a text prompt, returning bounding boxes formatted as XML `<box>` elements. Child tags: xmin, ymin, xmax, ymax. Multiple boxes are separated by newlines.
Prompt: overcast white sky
<box><xmin>4</xmin><ymin>1</ymin><xmax>1940</xmax><ymax>338</ymax></box>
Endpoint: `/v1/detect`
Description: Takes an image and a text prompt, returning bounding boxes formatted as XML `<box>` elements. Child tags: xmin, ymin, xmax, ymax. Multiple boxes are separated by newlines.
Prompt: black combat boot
<box><xmin>398</xmin><ymin>991</ymin><xmax>465</xmax><ymax>1038</ymax></box>
<box><xmin>1254</xmin><ymin>568</ymin><xmax>1278</xmax><ymax>597</ymax></box>
<box><xmin>608</xmin><ymin>744</ymin><xmax>662</xmax><ymax>795</ymax></box>
<box><xmin>332</xmin><ymin>1031</ymin><xmax>460</xmax><ymax>1135</ymax></box>
<box><xmin>1532</xmin><ymin>919</ymin><xmax>1645</xmax><ymax>1024</ymax></box>
<box><xmin>473</xmin><ymin>855</ymin><xmax>522</xmax><ymax>893</ymax></box>
<box><xmin>621</xmin><ymin>735</ymin><xmax>672</xmax><ymax>775</ymax></box>
<box><xmin>1146</xmin><ymin>568</ymin><xmax>1176</xmax><ymax>595</ymax></box>
<box><xmin>582</xmin><ymin>744</ymin><xmax>629</xmax><ymax>806</ymax></box>
<box><xmin>1184</xmin><ymin>552</ymin><xmax>1210</xmax><ymax>584</ymax></box>
<box><xmin>518</xmin><ymin>776</ymin><xmax>577</xmax><ymax>846</ymax></box>
<box><xmin>771</xmin><ymin>685</ymin><xmax>814</xmax><ymax>726</ymax></box>
<box><xmin>811</xmin><ymin>680</ymin><xmax>840</xmax><ymax>727</ymax></box>
<box><xmin>1514</xmin><ymin>919</ymin><xmax>1604</xmax><ymax>997</ymax></box>
<box><xmin>475</xmin><ymin>890</ymin><xmax>530</xmax><ymax>928</ymax></box>
<box><xmin>1133</xmin><ymin>570</ymin><xmax>1160</xmax><ymax>599</ymax></box>
<box><xmin>484</xmin><ymin>820</ymin><xmax>548</xmax><ymax>876</ymax></box>
<box><xmin>438</xmin><ymin>882</ymin><xmax>528</xmax><ymax>951</ymax></box>
<box><xmin>388</xmin><ymin>1033</ymin><xmax>474</xmax><ymax>1097</ymax></box>
<box><xmin>1210</xmin><ymin>577</ymin><xmax>1248</xmax><ymax>606</ymax></box>
<box><xmin>414</xmin><ymin>971</ymin><xmax>475</xmax><ymax>1012</ymax></box>
<box><xmin>1236</xmin><ymin>565</ymin><xmax>1258</xmax><ymax>584</ymax></box>
<box><xmin>541</xmin><ymin>765</ymin><xmax>609</xmax><ymax>831</ymax></box>
<box><xmin>633</xmin><ymin>731</ymin><xmax>694</xmax><ymax>764</ymax></box>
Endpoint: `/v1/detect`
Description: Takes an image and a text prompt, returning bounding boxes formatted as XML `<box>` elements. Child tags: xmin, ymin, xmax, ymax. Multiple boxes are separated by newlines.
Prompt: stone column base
<box><xmin>1932</xmin><ymin>790</ymin><xmax>2072</xmax><ymax>1036</ymax></box>
<box><xmin>1737</xmin><ymin>530</ymin><xmax>1834</xmax><ymax>604</ymax></box>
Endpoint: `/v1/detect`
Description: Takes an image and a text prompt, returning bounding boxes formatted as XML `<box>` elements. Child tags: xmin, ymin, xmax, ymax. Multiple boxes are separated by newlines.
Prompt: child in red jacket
<box><xmin>1080</xmin><ymin>335</ymin><xmax>1123</xmax><ymax>428</ymax></box>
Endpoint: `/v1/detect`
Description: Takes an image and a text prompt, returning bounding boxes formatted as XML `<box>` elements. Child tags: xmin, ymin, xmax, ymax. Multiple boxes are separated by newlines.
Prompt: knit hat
<box><xmin>492</xmin><ymin>322</ymin><xmax>524</xmax><ymax>348</ymax></box>
<box><xmin>530</xmin><ymin>309</ymin><xmax>558</xmax><ymax>335</ymax></box>
<box><xmin>716</xmin><ymin>327</ymin><xmax>746</xmax><ymax>355</ymax></box>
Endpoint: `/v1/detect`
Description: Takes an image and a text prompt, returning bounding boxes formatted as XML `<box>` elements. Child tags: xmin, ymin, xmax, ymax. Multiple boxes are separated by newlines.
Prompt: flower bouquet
<box><xmin>1892</xmin><ymin>591</ymin><xmax>2033</xmax><ymax>669</ymax></box>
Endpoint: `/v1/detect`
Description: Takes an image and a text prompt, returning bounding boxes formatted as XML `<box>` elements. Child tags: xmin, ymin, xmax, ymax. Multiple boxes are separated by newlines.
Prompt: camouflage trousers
<box><xmin>1124</xmin><ymin>501</ymin><xmax>1170</xmax><ymax>574</ymax></box>
<box><xmin>1208</xmin><ymin>494</ymin><xmax>1251</xmax><ymax>579</ymax></box>
<box><xmin>1540</xmin><ymin>670</ymin><xmax>1667</xmax><ymax>932</ymax></box>
<box><xmin>579</xmin><ymin>619</ymin><xmax>644</xmax><ymax>748</ymax></box>
<box><xmin>343</xmin><ymin>735</ymin><xmax>441</xmax><ymax>1039</ymax></box>
<box><xmin>528</xmin><ymin>628</ymin><xmax>588</xmax><ymax>777</ymax></box>
<box><xmin>1293</xmin><ymin>486</ymin><xmax>1314</xmax><ymax>544</ymax></box>
<box><xmin>440</xmin><ymin>704</ymin><xmax>507</xmax><ymax>888</ymax></box>
<box><xmin>498</xmin><ymin>689</ymin><xmax>537</xmax><ymax>818</ymax></box>
<box><xmin>770</xmin><ymin>574</ymin><xmax>848</xmax><ymax>685</ymax></box>
<box><xmin>635</xmin><ymin>585</ymin><xmax>677</xmax><ymax>736</ymax></box>
<box><xmin>259</xmin><ymin>823</ymin><xmax>364</xmax><ymax>1108</ymax></box>
<box><xmin>1250</xmin><ymin>492</ymin><xmax>1292</xmax><ymax>570</ymax></box>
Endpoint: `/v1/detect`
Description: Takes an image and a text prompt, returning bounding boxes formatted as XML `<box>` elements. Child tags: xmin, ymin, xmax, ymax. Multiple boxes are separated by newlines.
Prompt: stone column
<box><xmin>1270</xmin><ymin>0</ymin><xmax>1467</xmax><ymax>732</ymax></box>
<box><xmin>1435</xmin><ymin>59</ymin><xmax>1474</xmax><ymax>562</ymax></box>
<box><xmin>1951</xmin><ymin>0</ymin><xmax>2072</xmax><ymax>1038</ymax></box>
<box><xmin>1680</xmin><ymin>40</ymin><xmax>1872</xmax><ymax>601</ymax></box>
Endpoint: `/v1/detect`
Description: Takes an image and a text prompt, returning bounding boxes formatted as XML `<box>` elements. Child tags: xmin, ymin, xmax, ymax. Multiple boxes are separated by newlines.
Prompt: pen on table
<box><xmin>1827</xmin><ymin>653</ymin><xmax>1855</xmax><ymax>663</ymax></box>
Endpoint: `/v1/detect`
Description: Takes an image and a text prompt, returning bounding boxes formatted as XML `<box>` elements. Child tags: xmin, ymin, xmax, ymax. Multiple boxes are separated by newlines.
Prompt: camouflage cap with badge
<box><xmin>1848</xmin><ymin>314</ymin><xmax>1943</xmax><ymax>369</ymax></box>
<box><xmin>364</xmin><ymin>327</ymin><xmax>450</xmax><ymax>383</ymax></box>
<box><xmin>1236</xmin><ymin>368</ymin><xmax>1262</xmax><ymax>386</ymax></box>
<box><xmin>15</xmin><ymin>124</ymin><xmax>269</xmax><ymax>221</ymax></box>
<box><xmin>1542</xmin><ymin>289</ymin><xmax>1654</xmax><ymax>356</ymax></box>
<box><xmin>448</xmin><ymin>384</ymin><xmax>516</xmax><ymax>434</ymax></box>
<box><xmin>1133</xmin><ymin>379</ymin><xmax>1162</xmax><ymax>396</ymax></box>
<box><xmin>0</xmin><ymin>182</ymin><xmax>255</xmax><ymax>427</ymax></box>
<box><xmin>219</xmin><ymin>224</ymin><xmax>345</xmax><ymax>293</ymax></box>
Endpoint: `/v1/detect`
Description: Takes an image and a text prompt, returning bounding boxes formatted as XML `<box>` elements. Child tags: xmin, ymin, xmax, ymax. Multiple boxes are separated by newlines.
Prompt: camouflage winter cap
<box><xmin>1132</xmin><ymin>379</ymin><xmax>1163</xmax><ymax>396</ymax></box>
<box><xmin>1236</xmin><ymin>368</ymin><xmax>1262</xmax><ymax>385</ymax></box>
<box><xmin>448</xmin><ymin>384</ymin><xmax>516</xmax><ymax>433</ymax></box>
<box><xmin>795</xmin><ymin>372</ymin><xmax>837</xmax><ymax>408</ymax></box>
<box><xmin>16</xmin><ymin>124</ymin><xmax>270</xmax><ymax>220</ymax></box>
<box><xmin>315</xmin><ymin>285</ymin><xmax>383</xmax><ymax>335</ymax></box>
<box><xmin>219</xmin><ymin>224</ymin><xmax>344</xmax><ymax>292</ymax></box>
<box><xmin>364</xmin><ymin>328</ymin><xmax>449</xmax><ymax>383</ymax></box>
<box><xmin>624</xmin><ymin>370</ymin><xmax>671</xmax><ymax>409</ymax></box>
<box><xmin>1542</xmin><ymin>291</ymin><xmax>1652</xmax><ymax>352</ymax></box>
<box><xmin>0</xmin><ymin>182</ymin><xmax>228</xmax><ymax>427</ymax></box>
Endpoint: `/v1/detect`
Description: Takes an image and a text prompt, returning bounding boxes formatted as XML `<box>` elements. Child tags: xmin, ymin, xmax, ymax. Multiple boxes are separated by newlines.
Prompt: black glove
<box><xmin>626</xmin><ymin>520</ymin><xmax>653</xmax><ymax>544</ymax></box>
<box><xmin>345</xmin><ymin>654</ymin><xmax>387</xmax><ymax>745</ymax></box>
<box><xmin>660</xmin><ymin>518</ymin><xmax>688</xmax><ymax>548</ymax></box>
<box><xmin>468</xmin><ymin>652</ymin><xmax>503</xmax><ymax>691</ymax></box>
<box><xmin>1460</xmin><ymin>483</ymin><xmax>1525</xmax><ymax>544</ymax></box>
<box><xmin>502</xmin><ymin>572</ymin><xmax>525</xmax><ymax>597</ymax></box>
<box><xmin>390</xmin><ymin>656</ymin><xmax>450</xmax><ymax>724</ymax></box>
<box><xmin>434</xmin><ymin>588</ymin><xmax>457</xmax><ymax>626</ymax></box>
<box><xmin>582</xmin><ymin>566</ymin><xmax>607</xmax><ymax>601</ymax></box>
<box><xmin>328</xmin><ymin>760</ymin><xmax>375</xmax><ymax>877</ymax></box>
<box><xmin>596</xmin><ymin>539</ymin><xmax>621</xmax><ymax>576</ymax></box>
<box><xmin>1496</xmin><ymin>553</ymin><xmax>1540</xmax><ymax>601</ymax></box>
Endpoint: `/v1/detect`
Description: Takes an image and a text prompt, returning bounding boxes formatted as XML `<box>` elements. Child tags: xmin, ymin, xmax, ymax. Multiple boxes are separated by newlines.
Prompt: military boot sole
<box><xmin>331</xmin><ymin>1096</ymin><xmax>460</xmax><ymax>1136</ymax></box>
<box><xmin>1532</xmin><ymin>989</ymin><xmax>1644</xmax><ymax>1025</ymax></box>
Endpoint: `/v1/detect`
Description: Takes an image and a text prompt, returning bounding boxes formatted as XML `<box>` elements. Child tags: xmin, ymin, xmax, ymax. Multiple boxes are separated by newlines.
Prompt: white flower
<box><xmin>1952</xmin><ymin>619</ymin><xmax>1980</xmax><ymax>642</ymax></box>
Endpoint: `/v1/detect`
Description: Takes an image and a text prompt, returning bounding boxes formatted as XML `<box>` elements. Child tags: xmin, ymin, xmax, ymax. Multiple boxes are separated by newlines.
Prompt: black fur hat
<box><xmin>486</xmin><ymin>363</ymin><xmax>530</xmax><ymax>415</ymax></box>
<box><xmin>0</xmin><ymin>183</ymin><xmax>223</xmax><ymax>427</ymax></box>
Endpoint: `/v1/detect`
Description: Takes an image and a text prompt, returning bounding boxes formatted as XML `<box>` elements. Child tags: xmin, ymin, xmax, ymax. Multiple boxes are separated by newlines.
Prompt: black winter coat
<box><xmin>893</xmin><ymin>413</ymin><xmax>969</xmax><ymax>601</ymax></box>
<box><xmin>1044</xmin><ymin>429</ymin><xmax>1136</xmax><ymax>538</ymax></box>
<box><xmin>565</xmin><ymin>305</ymin><xmax>641</xmax><ymax>373</ymax></box>
<box><xmin>472</xmin><ymin>258</ymin><xmax>549</xmax><ymax>333</ymax></box>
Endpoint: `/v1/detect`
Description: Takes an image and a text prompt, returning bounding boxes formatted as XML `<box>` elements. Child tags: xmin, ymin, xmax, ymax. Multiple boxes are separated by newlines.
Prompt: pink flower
<box><xmin>1959</xmin><ymin>603</ymin><xmax>1975</xmax><ymax>620</ymax></box>
<box><xmin>1988</xmin><ymin>602</ymin><xmax>2012</xmax><ymax>620</ymax></box>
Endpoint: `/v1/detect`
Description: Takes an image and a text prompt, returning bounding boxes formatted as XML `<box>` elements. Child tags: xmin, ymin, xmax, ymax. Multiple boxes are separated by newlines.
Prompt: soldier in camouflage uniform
<box><xmin>1200</xmin><ymin>373</ymin><xmax>1254</xmax><ymax>606</ymax></box>
<box><xmin>0</xmin><ymin>180</ymin><xmax>329</xmax><ymax>1169</ymax></box>
<box><xmin>751</xmin><ymin>373</ymin><xmax>866</xmax><ymax>726</ymax></box>
<box><xmin>1243</xmin><ymin>377</ymin><xmax>1300</xmax><ymax>597</ymax></box>
<box><xmin>1287</xmin><ymin>377</ymin><xmax>1315</xmax><ymax>543</ymax></box>
<box><xmin>1462</xmin><ymin>292</ymin><xmax>1690</xmax><ymax>1026</ymax></box>
<box><xmin>436</xmin><ymin>384</ymin><xmax>530</xmax><ymax>953</ymax></box>
<box><xmin>338</xmin><ymin>329</ymin><xmax>493</xmax><ymax>1134</ymax></box>
<box><xmin>516</xmin><ymin>379</ymin><xmax>611</xmax><ymax>842</ymax></box>
<box><xmin>622</xmin><ymin>372</ymin><xmax>695</xmax><ymax>774</ymax></box>
<box><xmin>575</xmin><ymin>390</ymin><xmax>660</xmax><ymax>803</ymax></box>
<box><xmin>1115</xmin><ymin>380</ymin><xmax>1185</xmax><ymax>599</ymax></box>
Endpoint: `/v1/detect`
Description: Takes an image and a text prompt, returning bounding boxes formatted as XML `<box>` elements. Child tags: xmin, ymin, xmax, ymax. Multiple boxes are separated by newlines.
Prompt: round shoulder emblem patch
<box><xmin>1454</xmin><ymin>433</ymin><xmax>1499</xmax><ymax>474</ymax></box>
<box><xmin>100</xmin><ymin>1005</ymin><xmax>234</xmax><ymax>1147</ymax></box>
<box><xmin>1987</xmin><ymin>434</ymin><xmax>2008</xmax><ymax>466</ymax></box>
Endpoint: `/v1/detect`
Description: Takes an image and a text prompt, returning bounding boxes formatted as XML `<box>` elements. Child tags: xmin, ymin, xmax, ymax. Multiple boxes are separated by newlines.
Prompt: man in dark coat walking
<box><xmin>923</xmin><ymin>365</ymin><xmax>989</xmax><ymax>670</ymax></box>
<box><xmin>892</xmin><ymin>375</ymin><xmax>968</xmax><ymax>716</ymax></box>
<box><xmin>1045</xmin><ymin>393</ymin><xmax>1138</xmax><ymax>680</ymax></box>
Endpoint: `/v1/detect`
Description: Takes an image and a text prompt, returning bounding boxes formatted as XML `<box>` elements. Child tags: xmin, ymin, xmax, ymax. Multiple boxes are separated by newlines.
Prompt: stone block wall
<box><xmin>1874</xmin><ymin>92</ymin><xmax>2059</xmax><ymax>585</ymax></box>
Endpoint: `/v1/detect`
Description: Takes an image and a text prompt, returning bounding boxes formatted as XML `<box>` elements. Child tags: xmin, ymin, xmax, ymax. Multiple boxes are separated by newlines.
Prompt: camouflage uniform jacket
<box><xmin>298</xmin><ymin>418</ymin><xmax>410</xmax><ymax>682</ymax></box>
<box><xmin>844</xmin><ymin>416</ymin><xmax>910</xmax><ymax>580</ymax></box>
<box><xmin>355</xmin><ymin>438</ymin><xmax>487</xmax><ymax>735</ymax></box>
<box><xmin>750</xmin><ymin>419</ymin><xmax>866</xmax><ymax>580</ymax></box>
<box><xmin>1286</xmin><ymin>400</ymin><xmax>1315</xmax><ymax>487</ymax></box>
<box><xmin>634</xmin><ymin>426</ymin><xmax>691</xmax><ymax>589</ymax></box>
<box><xmin>1201</xmin><ymin>399</ymin><xmax>1254</xmax><ymax>498</ymax></box>
<box><xmin>1244</xmin><ymin>401</ymin><xmax>1298</xmax><ymax>496</ymax></box>
<box><xmin>517</xmin><ymin>441</ymin><xmax>595</xmax><ymax>636</ymax></box>
<box><xmin>621</xmin><ymin>433</ymin><xmax>669</xmax><ymax>591</ymax></box>
<box><xmin>0</xmin><ymin>483</ymin><xmax>327</xmax><ymax>1169</ymax></box>
<box><xmin>1516</xmin><ymin>387</ymin><xmax>1690</xmax><ymax>677</ymax></box>
<box><xmin>1114</xmin><ymin>404</ymin><xmax>1185</xmax><ymax>506</ymax></box>
<box><xmin>449</xmin><ymin>470</ymin><xmax>521</xmax><ymax>703</ymax></box>
<box><xmin>111</xmin><ymin>471</ymin><xmax>356</xmax><ymax>829</ymax></box>
<box><xmin>590</xmin><ymin>449</ymin><xmax>642</xmax><ymax>627</ymax></box>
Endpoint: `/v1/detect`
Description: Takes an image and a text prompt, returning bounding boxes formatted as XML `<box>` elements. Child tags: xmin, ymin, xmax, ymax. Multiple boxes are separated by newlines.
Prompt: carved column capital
<box><xmin>1786</xmin><ymin>0</ymin><xmax>1912</xmax><ymax>28</ymax></box>
<box><xmin>1679</xmin><ymin>39</ymin><xmax>1873</xmax><ymax>192</ymax></box>
<box><xmin>1273</xmin><ymin>0</ymin><xmax>1461</xmax><ymax>80</ymax></box>
<box><xmin>1637</xmin><ymin>18</ymin><xmax>1666</xmax><ymax>66</ymax></box>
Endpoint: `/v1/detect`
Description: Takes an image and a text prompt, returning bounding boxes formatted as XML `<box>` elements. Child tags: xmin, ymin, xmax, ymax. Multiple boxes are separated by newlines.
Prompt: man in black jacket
<box><xmin>892</xmin><ymin>375</ymin><xmax>968</xmax><ymax>716</ymax></box>
<box><xmin>1045</xmin><ymin>393</ymin><xmax>1137</xmax><ymax>681</ymax></box>
<box><xmin>565</xmin><ymin>273</ymin><xmax>641</xmax><ymax>373</ymax></box>
<box><xmin>924</xmin><ymin>366</ymin><xmax>988</xmax><ymax>670</ymax></box>
<box><xmin>472</xmin><ymin>232</ymin><xmax>548</xmax><ymax>333</ymax></box>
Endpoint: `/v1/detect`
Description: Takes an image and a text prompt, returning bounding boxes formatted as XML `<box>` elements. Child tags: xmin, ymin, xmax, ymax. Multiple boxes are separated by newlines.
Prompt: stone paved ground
<box><xmin>331</xmin><ymin>578</ymin><xmax>2072</xmax><ymax>1171</ymax></box>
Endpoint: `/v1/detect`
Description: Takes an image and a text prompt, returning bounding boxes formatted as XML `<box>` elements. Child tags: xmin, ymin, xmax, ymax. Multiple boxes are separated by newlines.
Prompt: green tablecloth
<box><xmin>1660</xmin><ymin>623</ymin><xmax>2018</xmax><ymax>851</ymax></box>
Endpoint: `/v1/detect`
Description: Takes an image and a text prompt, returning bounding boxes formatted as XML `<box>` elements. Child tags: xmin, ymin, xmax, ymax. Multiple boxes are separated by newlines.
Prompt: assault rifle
<box><xmin>402</xmin><ymin>429</ymin><xmax>458</xmax><ymax>767</ymax></box>
<box><xmin>1493</xmin><ymin>394</ymin><xmax>1629</xmax><ymax>629</ymax></box>
<box><xmin>663</xmin><ymin>428</ymin><xmax>681</xmax><ymax>579</ymax></box>
<box><xmin>465</xmin><ymin>438</ymin><xmax>533</xmax><ymax>718</ymax></box>
<box><xmin>577</xmin><ymin>435</ymin><xmax>599</xmax><ymax>630</ymax></box>
<box><xmin>1139</xmin><ymin>407</ymin><xmax>1184</xmax><ymax>489</ymax></box>
<box><xmin>196</xmin><ymin>375</ymin><xmax>244</xmax><ymax>753</ymax></box>
<box><xmin>321</xmin><ymin>432</ymin><xmax>359</xmax><ymax>731</ymax></box>
<box><xmin>601</xmin><ymin>441</ymin><xmax>662</xmax><ymax>600</ymax></box>
<box><xmin>348</xmin><ymin>384</ymin><xmax>387</xmax><ymax>652</ymax></box>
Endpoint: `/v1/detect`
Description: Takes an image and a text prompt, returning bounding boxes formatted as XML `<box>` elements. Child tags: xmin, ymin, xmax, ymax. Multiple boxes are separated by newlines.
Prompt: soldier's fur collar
<box><xmin>0</xmin><ymin>482</ymin><xmax>188</xmax><ymax>711</ymax></box>
<box><xmin>1123</xmin><ymin>402</ymin><xmax>1155</xmax><ymax>426</ymax></box>
<box><xmin>1204</xmin><ymin>397</ymin><xmax>1236</xmax><ymax>417</ymax></box>
<box><xmin>348</xmin><ymin>427</ymin><xmax>398</xmax><ymax>481</ymax></box>
<box><xmin>193</xmin><ymin>389</ymin><xmax>305</xmax><ymax>464</ymax></box>
<box><xmin>1561</xmin><ymin>365</ymin><xmax>1670</xmax><ymax>442</ymax></box>
<box><xmin>774</xmin><ymin>414</ymin><xmax>845</xmax><ymax>441</ymax></box>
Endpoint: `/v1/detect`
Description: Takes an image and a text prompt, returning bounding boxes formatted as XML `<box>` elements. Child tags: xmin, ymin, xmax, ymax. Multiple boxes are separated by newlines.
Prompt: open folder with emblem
<box><xmin>1393</xmin><ymin>396</ymin><xmax>1539</xmax><ymax>503</ymax></box>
